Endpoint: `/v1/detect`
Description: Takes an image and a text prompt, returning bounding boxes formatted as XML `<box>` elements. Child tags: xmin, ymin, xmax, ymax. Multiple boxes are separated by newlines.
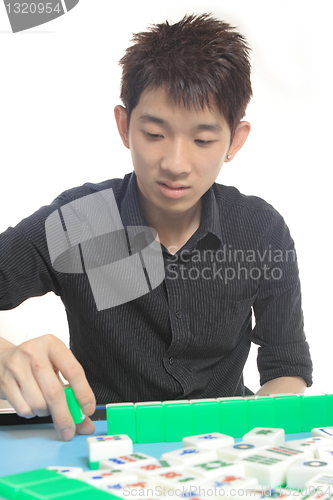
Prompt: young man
<box><xmin>0</xmin><ymin>14</ymin><xmax>312</xmax><ymax>441</ymax></box>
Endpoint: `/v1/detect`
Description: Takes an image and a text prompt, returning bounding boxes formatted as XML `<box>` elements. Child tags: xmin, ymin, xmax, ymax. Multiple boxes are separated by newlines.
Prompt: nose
<box><xmin>160</xmin><ymin>138</ymin><xmax>192</xmax><ymax>176</ymax></box>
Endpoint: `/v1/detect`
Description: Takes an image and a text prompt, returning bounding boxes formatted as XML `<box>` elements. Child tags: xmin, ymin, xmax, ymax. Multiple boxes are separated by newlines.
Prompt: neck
<box><xmin>137</xmin><ymin>191</ymin><xmax>202</xmax><ymax>255</ymax></box>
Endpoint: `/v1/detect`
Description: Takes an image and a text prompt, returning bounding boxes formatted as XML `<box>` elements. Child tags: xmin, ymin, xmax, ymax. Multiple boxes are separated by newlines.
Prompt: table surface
<box><xmin>0</xmin><ymin>420</ymin><xmax>312</xmax><ymax>478</ymax></box>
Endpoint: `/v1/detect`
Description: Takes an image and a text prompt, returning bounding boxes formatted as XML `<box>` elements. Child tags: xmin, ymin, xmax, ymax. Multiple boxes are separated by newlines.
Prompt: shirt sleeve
<box><xmin>251</xmin><ymin>210</ymin><xmax>313</xmax><ymax>387</ymax></box>
<box><xmin>0</xmin><ymin>206</ymin><xmax>64</xmax><ymax>310</ymax></box>
<box><xmin>0</xmin><ymin>183</ymin><xmax>100</xmax><ymax>311</ymax></box>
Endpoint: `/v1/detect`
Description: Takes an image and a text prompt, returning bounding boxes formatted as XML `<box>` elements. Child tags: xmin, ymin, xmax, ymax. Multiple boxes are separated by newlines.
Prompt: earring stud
<box><xmin>226</xmin><ymin>155</ymin><xmax>231</xmax><ymax>160</ymax></box>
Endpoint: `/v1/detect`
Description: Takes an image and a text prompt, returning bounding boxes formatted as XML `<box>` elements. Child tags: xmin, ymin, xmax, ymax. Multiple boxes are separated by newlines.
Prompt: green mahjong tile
<box><xmin>18</xmin><ymin>477</ymin><xmax>92</xmax><ymax>500</ymax></box>
<box><xmin>247</xmin><ymin>397</ymin><xmax>275</xmax><ymax>429</ymax></box>
<box><xmin>87</xmin><ymin>458</ymin><xmax>100</xmax><ymax>470</ymax></box>
<box><xmin>0</xmin><ymin>469</ymin><xmax>61</xmax><ymax>500</ymax></box>
<box><xmin>135</xmin><ymin>402</ymin><xmax>164</xmax><ymax>443</ymax></box>
<box><xmin>301</xmin><ymin>394</ymin><xmax>328</xmax><ymax>431</ymax></box>
<box><xmin>326</xmin><ymin>394</ymin><xmax>333</xmax><ymax>426</ymax></box>
<box><xmin>164</xmin><ymin>401</ymin><xmax>193</xmax><ymax>441</ymax></box>
<box><xmin>106</xmin><ymin>403</ymin><xmax>136</xmax><ymax>443</ymax></box>
<box><xmin>64</xmin><ymin>387</ymin><xmax>84</xmax><ymax>425</ymax></box>
<box><xmin>273</xmin><ymin>395</ymin><xmax>302</xmax><ymax>433</ymax></box>
<box><xmin>60</xmin><ymin>489</ymin><xmax>120</xmax><ymax>500</ymax></box>
<box><xmin>191</xmin><ymin>400</ymin><xmax>220</xmax><ymax>435</ymax></box>
<box><xmin>219</xmin><ymin>398</ymin><xmax>248</xmax><ymax>437</ymax></box>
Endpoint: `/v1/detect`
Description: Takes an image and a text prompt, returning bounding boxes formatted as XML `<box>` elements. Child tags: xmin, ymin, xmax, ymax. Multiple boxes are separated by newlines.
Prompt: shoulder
<box><xmin>51</xmin><ymin>173</ymin><xmax>132</xmax><ymax>209</ymax></box>
<box><xmin>212</xmin><ymin>182</ymin><xmax>285</xmax><ymax>229</ymax></box>
<box><xmin>13</xmin><ymin>174</ymin><xmax>132</xmax><ymax>240</ymax></box>
<box><xmin>212</xmin><ymin>183</ymin><xmax>292</xmax><ymax>248</ymax></box>
<box><xmin>212</xmin><ymin>183</ymin><xmax>278</xmax><ymax>214</ymax></box>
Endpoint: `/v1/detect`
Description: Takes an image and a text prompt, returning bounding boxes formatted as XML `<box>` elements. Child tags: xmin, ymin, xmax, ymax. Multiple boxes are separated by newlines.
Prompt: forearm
<box><xmin>256</xmin><ymin>376</ymin><xmax>306</xmax><ymax>396</ymax></box>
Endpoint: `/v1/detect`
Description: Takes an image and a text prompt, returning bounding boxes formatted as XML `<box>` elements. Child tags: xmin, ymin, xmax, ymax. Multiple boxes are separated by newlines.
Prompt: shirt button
<box><xmin>169</xmin><ymin>357</ymin><xmax>174</xmax><ymax>365</ymax></box>
<box><xmin>175</xmin><ymin>310</ymin><xmax>182</xmax><ymax>319</ymax></box>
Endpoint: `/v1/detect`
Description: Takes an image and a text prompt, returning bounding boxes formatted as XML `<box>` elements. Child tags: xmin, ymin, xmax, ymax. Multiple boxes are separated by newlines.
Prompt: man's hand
<box><xmin>256</xmin><ymin>376</ymin><xmax>307</xmax><ymax>396</ymax></box>
<box><xmin>0</xmin><ymin>334</ymin><xmax>96</xmax><ymax>440</ymax></box>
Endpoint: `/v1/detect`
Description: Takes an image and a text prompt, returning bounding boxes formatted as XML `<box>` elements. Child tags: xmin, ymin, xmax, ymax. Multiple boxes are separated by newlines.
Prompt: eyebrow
<box><xmin>139</xmin><ymin>114</ymin><xmax>166</xmax><ymax>126</ymax></box>
<box><xmin>139</xmin><ymin>113</ymin><xmax>223</xmax><ymax>132</ymax></box>
<box><xmin>194</xmin><ymin>123</ymin><xmax>223</xmax><ymax>132</ymax></box>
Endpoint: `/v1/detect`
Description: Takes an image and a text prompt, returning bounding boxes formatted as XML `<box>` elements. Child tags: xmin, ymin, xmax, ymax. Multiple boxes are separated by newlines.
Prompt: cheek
<box><xmin>129</xmin><ymin>136</ymin><xmax>147</xmax><ymax>169</ymax></box>
<box><xmin>196</xmin><ymin>155</ymin><xmax>224</xmax><ymax>180</ymax></box>
<box><xmin>132</xmin><ymin>143</ymin><xmax>161</xmax><ymax>171</ymax></box>
<box><xmin>133</xmin><ymin>150</ymin><xmax>157</xmax><ymax>172</ymax></box>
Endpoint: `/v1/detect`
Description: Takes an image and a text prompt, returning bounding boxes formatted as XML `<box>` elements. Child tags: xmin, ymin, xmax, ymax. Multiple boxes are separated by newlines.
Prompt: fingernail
<box><xmin>61</xmin><ymin>427</ymin><xmax>75</xmax><ymax>441</ymax></box>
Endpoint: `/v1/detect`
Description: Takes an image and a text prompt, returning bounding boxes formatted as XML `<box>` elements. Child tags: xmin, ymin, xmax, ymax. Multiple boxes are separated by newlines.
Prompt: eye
<box><xmin>195</xmin><ymin>139</ymin><xmax>214</xmax><ymax>146</ymax></box>
<box><xmin>146</xmin><ymin>133</ymin><xmax>163</xmax><ymax>140</ymax></box>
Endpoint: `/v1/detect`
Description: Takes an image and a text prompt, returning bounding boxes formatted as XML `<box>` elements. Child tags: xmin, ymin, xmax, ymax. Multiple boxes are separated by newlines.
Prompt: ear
<box><xmin>114</xmin><ymin>105</ymin><xmax>130</xmax><ymax>149</ymax></box>
<box><xmin>225</xmin><ymin>121</ymin><xmax>251</xmax><ymax>162</ymax></box>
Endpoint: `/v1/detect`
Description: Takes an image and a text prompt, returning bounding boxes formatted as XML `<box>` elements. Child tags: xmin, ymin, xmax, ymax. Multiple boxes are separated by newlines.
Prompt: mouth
<box><xmin>157</xmin><ymin>181</ymin><xmax>190</xmax><ymax>199</ymax></box>
<box><xmin>158</xmin><ymin>182</ymin><xmax>189</xmax><ymax>189</ymax></box>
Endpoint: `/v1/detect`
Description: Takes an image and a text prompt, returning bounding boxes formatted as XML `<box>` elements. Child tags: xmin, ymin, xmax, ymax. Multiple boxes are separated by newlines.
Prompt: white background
<box><xmin>0</xmin><ymin>0</ymin><xmax>332</xmax><ymax>396</ymax></box>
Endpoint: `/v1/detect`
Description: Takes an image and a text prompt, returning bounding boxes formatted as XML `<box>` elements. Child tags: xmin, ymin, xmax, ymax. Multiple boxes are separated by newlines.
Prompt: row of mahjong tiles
<box><xmin>2</xmin><ymin>427</ymin><xmax>333</xmax><ymax>499</ymax></box>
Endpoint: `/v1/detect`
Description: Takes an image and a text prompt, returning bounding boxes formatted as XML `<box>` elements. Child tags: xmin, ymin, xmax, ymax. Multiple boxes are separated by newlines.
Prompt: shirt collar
<box><xmin>120</xmin><ymin>172</ymin><xmax>148</xmax><ymax>228</ymax></box>
<box><xmin>199</xmin><ymin>185</ymin><xmax>223</xmax><ymax>245</ymax></box>
<box><xmin>120</xmin><ymin>172</ymin><xmax>223</xmax><ymax>246</ymax></box>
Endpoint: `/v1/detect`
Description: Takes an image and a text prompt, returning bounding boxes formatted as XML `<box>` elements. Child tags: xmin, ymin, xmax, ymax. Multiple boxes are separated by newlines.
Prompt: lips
<box><xmin>159</xmin><ymin>182</ymin><xmax>189</xmax><ymax>189</ymax></box>
<box><xmin>157</xmin><ymin>181</ymin><xmax>190</xmax><ymax>199</ymax></box>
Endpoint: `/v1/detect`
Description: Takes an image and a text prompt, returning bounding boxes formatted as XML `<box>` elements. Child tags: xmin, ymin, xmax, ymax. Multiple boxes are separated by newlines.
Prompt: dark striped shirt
<box><xmin>0</xmin><ymin>172</ymin><xmax>312</xmax><ymax>403</ymax></box>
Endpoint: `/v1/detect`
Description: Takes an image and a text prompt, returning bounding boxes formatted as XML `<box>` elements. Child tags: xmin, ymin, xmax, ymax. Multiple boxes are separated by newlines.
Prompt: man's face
<box><xmin>120</xmin><ymin>87</ymin><xmax>236</xmax><ymax>217</ymax></box>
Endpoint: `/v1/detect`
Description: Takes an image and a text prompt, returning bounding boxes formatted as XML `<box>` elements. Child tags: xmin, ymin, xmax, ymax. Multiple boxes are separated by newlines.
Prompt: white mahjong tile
<box><xmin>120</xmin><ymin>479</ymin><xmax>159</xmax><ymax>499</ymax></box>
<box><xmin>217</xmin><ymin>442</ymin><xmax>267</xmax><ymax>461</ymax></box>
<box><xmin>312</xmin><ymin>428</ymin><xmax>333</xmax><ymax>440</ymax></box>
<box><xmin>286</xmin><ymin>437</ymin><xmax>332</xmax><ymax>457</ymax></box>
<box><xmin>263</xmin><ymin>444</ymin><xmax>312</xmax><ymax>464</ymax></box>
<box><xmin>185</xmin><ymin>459</ymin><xmax>244</xmax><ymax>479</ymax></box>
<box><xmin>87</xmin><ymin>434</ymin><xmax>133</xmax><ymax>462</ymax></box>
<box><xmin>151</xmin><ymin>470</ymin><xmax>206</xmax><ymax>494</ymax></box>
<box><xmin>311</xmin><ymin>427</ymin><xmax>333</xmax><ymax>439</ymax></box>
<box><xmin>129</xmin><ymin>459</ymin><xmax>185</xmax><ymax>478</ymax></box>
<box><xmin>197</xmin><ymin>476</ymin><xmax>258</xmax><ymax>499</ymax></box>
<box><xmin>243</xmin><ymin>427</ymin><xmax>285</xmax><ymax>447</ymax></box>
<box><xmin>234</xmin><ymin>487</ymin><xmax>290</xmax><ymax>499</ymax></box>
<box><xmin>287</xmin><ymin>458</ymin><xmax>333</xmax><ymax>489</ymax></box>
<box><xmin>99</xmin><ymin>480</ymin><xmax>158</xmax><ymax>499</ymax></box>
<box><xmin>98</xmin><ymin>481</ymin><xmax>129</xmax><ymax>498</ymax></box>
<box><xmin>316</xmin><ymin>446</ymin><xmax>333</xmax><ymax>460</ymax></box>
<box><xmin>176</xmin><ymin>496</ymin><xmax>206</xmax><ymax>500</ymax></box>
<box><xmin>304</xmin><ymin>472</ymin><xmax>333</xmax><ymax>488</ymax></box>
<box><xmin>47</xmin><ymin>466</ymin><xmax>83</xmax><ymax>478</ymax></box>
<box><xmin>161</xmin><ymin>447</ymin><xmax>217</xmax><ymax>466</ymax></box>
<box><xmin>237</xmin><ymin>451</ymin><xmax>292</xmax><ymax>488</ymax></box>
<box><xmin>182</xmin><ymin>433</ymin><xmax>234</xmax><ymax>450</ymax></box>
<box><xmin>77</xmin><ymin>468</ymin><xmax>138</xmax><ymax>486</ymax></box>
<box><xmin>99</xmin><ymin>452</ymin><xmax>156</xmax><ymax>470</ymax></box>
<box><xmin>300</xmin><ymin>493</ymin><xmax>333</xmax><ymax>500</ymax></box>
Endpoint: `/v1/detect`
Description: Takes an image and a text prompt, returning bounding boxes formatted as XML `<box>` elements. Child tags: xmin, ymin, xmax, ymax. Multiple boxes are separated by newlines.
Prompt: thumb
<box><xmin>76</xmin><ymin>415</ymin><xmax>95</xmax><ymax>435</ymax></box>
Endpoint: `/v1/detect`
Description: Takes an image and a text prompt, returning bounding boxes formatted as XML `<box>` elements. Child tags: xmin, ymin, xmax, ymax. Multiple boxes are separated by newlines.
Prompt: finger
<box><xmin>1</xmin><ymin>376</ymin><xmax>35</xmax><ymax>419</ymax></box>
<box><xmin>76</xmin><ymin>416</ymin><xmax>95</xmax><ymax>435</ymax></box>
<box><xmin>27</xmin><ymin>336</ymin><xmax>94</xmax><ymax>440</ymax></box>
<box><xmin>0</xmin><ymin>347</ymin><xmax>47</xmax><ymax>418</ymax></box>
<box><xmin>31</xmin><ymin>358</ymin><xmax>76</xmax><ymax>440</ymax></box>
<box><xmin>16</xmin><ymin>372</ymin><xmax>51</xmax><ymax>418</ymax></box>
<box><xmin>47</xmin><ymin>340</ymin><xmax>96</xmax><ymax>416</ymax></box>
